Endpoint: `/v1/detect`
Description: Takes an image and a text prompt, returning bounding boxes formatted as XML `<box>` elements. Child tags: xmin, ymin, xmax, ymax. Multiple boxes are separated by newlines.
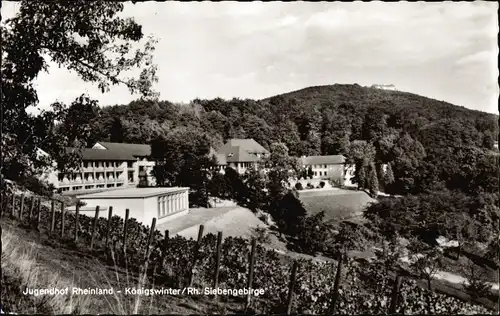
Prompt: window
<box><xmin>158</xmin><ymin>195</ymin><xmax>168</xmax><ymax>218</ymax></box>
<box><xmin>323</xmin><ymin>164</ymin><xmax>327</xmax><ymax>168</ymax></box>
<box><xmin>127</xmin><ymin>161</ymin><xmax>133</xmax><ymax>168</ymax></box>
<box><xmin>314</xmin><ymin>171</ymin><xmax>317</xmax><ymax>176</ymax></box>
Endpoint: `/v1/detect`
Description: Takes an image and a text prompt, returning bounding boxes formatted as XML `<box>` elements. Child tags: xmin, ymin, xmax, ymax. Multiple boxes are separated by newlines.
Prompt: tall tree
<box><xmin>109</xmin><ymin>117</ymin><xmax>125</xmax><ymax>143</ymax></box>
<box><xmin>1</xmin><ymin>1</ymin><xmax>158</xmax><ymax>186</ymax></box>
<box><xmin>383</xmin><ymin>163</ymin><xmax>395</xmax><ymax>193</ymax></box>
<box><xmin>151</xmin><ymin>128</ymin><xmax>216</xmax><ymax>207</ymax></box>
<box><xmin>367</xmin><ymin>163</ymin><xmax>379</xmax><ymax>197</ymax></box>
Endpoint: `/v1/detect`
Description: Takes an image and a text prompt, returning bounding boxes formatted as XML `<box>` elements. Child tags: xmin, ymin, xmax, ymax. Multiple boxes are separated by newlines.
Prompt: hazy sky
<box><xmin>3</xmin><ymin>1</ymin><xmax>499</xmax><ymax>114</ymax></box>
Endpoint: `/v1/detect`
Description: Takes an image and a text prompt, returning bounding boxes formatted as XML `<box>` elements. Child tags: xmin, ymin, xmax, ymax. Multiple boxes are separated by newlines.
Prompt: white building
<box><xmin>75</xmin><ymin>187</ymin><xmax>189</xmax><ymax>225</ymax></box>
<box><xmin>371</xmin><ymin>84</ymin><xmax>398</xmax><ymax>91</ymax></box>
<box><xmin>300</xmin><ymin>155</ymin><xmax>346</xmax><ymax>184</ymax></box>
<box><xmin>39</xmin><ymin>142</ymin><xmax>158</xmax><ymax>194</ymax></box>
<box><xmin>216</xmin><ymin>138</ymin><xmax>270</xmax><ymax>174</ymax></box>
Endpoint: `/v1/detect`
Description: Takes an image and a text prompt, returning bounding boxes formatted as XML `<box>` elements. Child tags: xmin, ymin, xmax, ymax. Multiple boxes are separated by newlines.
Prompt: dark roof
<box><xmin>209</xmin><ymin>147</ymin><xmax>227</xmax><ymax>165</ymax></box>
<box><xmin>301</xmin><ymin>155</ymin><xmax>345</xmax><ymax>165</ymax></box>
<box><xmin>65</xmin><ymin>148</ymin><xmax>137</xmax><ymax>161</ymax></box>
<box><xmin>218</xmin><ymin>139</ymin><xmax>269</xmax><ymax>155</ymax></box>
<box><xmin>224</xmin><ymin>146</ymin><xmax>260</xmax><ymax>163</ymax></box>
<box><xmin>95</xmin><ymin>142</ymin><xmax>151</xmax><ymax>157</ymax></box>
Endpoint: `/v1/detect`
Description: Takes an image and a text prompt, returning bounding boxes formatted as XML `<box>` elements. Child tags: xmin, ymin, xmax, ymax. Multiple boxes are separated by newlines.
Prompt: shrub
<box><xmin>253</xmin><ymin>227</ymin><xmax>271</xmax><ymax>244</ymax></box>
<box><xmin>295</xmin><ymin>182</ymin><xmax>303</xmax><ymax>190</ymax></box>
<box><xmin>306</xmin><ymin>182</ymin><xmax>314</xmax><ymax>189</ymax></box>
<box><xmin>319</xmin><ymin>181</ymin><xmax>325</xmax><ymax>188</ymax></box>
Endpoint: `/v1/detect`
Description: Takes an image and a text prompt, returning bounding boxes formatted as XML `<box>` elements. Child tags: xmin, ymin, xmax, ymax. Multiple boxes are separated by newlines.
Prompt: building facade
<box><xmin>216</xmin><ymin>138</ymin><xmax>270</xmax><ymax>174</ymax></box>
<box><xmin>75</xmin><ymin>187</ymin><xmax>189</xmax><ymax>225</ymax></box>
<box><xmin>41</xmin><ymin>138</ymin><xmax>351</xmax><ymax>193</ymax></box>
<box><xmin>300</xmin><ymin>155</ymin><xmax>346</xmax><ymax>185</ymax></box>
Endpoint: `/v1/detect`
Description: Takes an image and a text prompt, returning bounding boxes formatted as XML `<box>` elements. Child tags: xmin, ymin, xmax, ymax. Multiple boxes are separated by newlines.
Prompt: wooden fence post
<box><xmin>188</xmin><ymin>225</ymin><xmax>204</xmax><ymax>287</ymax></box>
<box><xmin>144</xmin><ymin>218</ymin><xmax>157</xmax><ymax>263</ymax></box>
<box><xmin>74</xmin><ymin>203</ymin><xmax>80</xmax><ymax>242</ymax></box>
<box><xmin>330</xmin><ymin>253</ymin><xmax>344</xmax><ymax>314</ymax></box>
<box><xmin>105</xmin><ymin>206</ymin><xmax>113</xmax><ymax>249</ymax></box>
<box><xmin>10</xmin><ymin>194</ymin><xmax>16</xmax><ymax>217</ymax></box>
<box><xmin>389</xmin><ymin>274</ymin><xmax>402</xmax><ymax>314</ymax></box>
<box><xmin>50</xmin><ymin>200</ymin><xmax>56</xmax><ymax>233</ymax></box>
<box><xmin>36</xmin><ymin>198</ymin><xmax>42</xmax><ymax>230</ymax></box>
<box><xmin>286</xmin><ymin>261</ymin><xmax>299</xmax><ymax>315</ymax></box>
<box><xmin>19</xmin><ymin>194</ymin><xmax>25</xmax><ymax>221</ymax></box>
<box><xmin>197</xmin><ymin>224</ymin><xmax>204</xmax><ymax>243</ymax></box>
<box><xmin>123</xmin><ymin>209</ymin><xmax>130</xmax><ymax>255</ymax></box>
<box><xmin>60</xmin><ymin>201</ymin><xmax>66</xmax><ymax>238</ymax></box>
<box><xmin>213</xmin><ymin>231</ymin><xmax>223</xmax><ymax>289</ymax></box>
<box><xmin>28</xmin><ymin>196</ymin><xmax>35</xmax><ymax>222</ymax></box>
<box><xmin>245</xmin><ymin>238</ymin><xmax>257</xmax><ymax>310</ymax></box>
<box><xmin>158</xmin><ymin>230</ymin><xmax>169</xmax><ymax>275</ymax></box>
<box><xmin>90</xmin><ymin>206</ymin><xmax>100</xmax><ymax>250</ymax></box>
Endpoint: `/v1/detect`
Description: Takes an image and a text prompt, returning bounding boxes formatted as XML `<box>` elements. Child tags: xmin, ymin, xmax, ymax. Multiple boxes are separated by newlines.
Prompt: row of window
<box><xmin>314</xmin><ymin>171</ymin><xmax>328</xmax><ymax>177</ymax></box>
<box><xmin>58</xmin><ymin>183</ymin><xmax>124</xmax><ymax>192</ymax></box>
<box><xmin>306</xmin><ymin>164</ymin><xmax>329</xmax><ymax>169</ymax></box>
<box><xmin>82</xmin><ymin>161</ymin><xmax>135</xmax><ymax>168</ymax></box>
<box><xmin>58</xmin><ymin>171</ymin><xmax>134</xmax><ymax>182</ymax></box>
<box><xmin>157</xmin><ymin>193</ymin><xmax>187</xmax><ymax>219</ymax></box>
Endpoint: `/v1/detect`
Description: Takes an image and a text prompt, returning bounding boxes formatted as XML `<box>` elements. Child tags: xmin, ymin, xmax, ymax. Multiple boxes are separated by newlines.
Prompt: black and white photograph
<box><xmin>0</xmin><ymin>0</ymin><xmax>499</xmax><ymax>314</ymax></box>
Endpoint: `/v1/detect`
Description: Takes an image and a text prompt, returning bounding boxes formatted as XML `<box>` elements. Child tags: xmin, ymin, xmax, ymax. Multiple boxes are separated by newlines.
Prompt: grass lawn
<box><xmin>299</xmin><ymin>189</ymin><xmax>376</xmax><ymax>223</ymax></box>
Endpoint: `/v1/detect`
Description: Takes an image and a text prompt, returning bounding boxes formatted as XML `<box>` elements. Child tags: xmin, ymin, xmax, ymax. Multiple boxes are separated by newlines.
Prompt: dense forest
<box><xmin>77</xmin><ymin>83</ymin><xmax>498</xmax><ymax>197</ymax></box>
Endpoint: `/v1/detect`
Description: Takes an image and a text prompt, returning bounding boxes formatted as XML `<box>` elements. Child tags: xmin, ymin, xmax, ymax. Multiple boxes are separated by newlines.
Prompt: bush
<box><xmin>295</xmin><ymin>182</ymin><xmax>303</xmax><ymax>190</ymax></box>
<box><xmin>306</xmin><ymin>182</ymin><xmax>314</xmax><ymax>189</ymax></box>
<box><xmin>330</xmin><ymin>178</ymin><xmax>341</xmax><ymax>187</ymax></box>
<box><xmin>319</xmin><ymin>181</ymin><xmax>325</xmax><ymax>188</ymax></box>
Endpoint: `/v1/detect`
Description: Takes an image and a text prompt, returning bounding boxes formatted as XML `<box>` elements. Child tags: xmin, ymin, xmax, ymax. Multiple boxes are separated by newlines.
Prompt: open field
<box><xmin>298</xmin><ymin>189</ymin><xmax>376</xmax><ymax>223</ymax></box>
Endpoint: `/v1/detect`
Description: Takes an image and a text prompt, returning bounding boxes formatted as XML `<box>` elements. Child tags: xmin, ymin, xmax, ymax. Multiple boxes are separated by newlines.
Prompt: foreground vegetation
<box><xmin>1</xmin><ymin>192</ymin><xmax>496</xmax><ymax>314</ymax></box>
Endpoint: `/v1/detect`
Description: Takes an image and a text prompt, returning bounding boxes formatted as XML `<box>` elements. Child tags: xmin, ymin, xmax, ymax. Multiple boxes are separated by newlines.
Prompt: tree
<box><xmin>269</xmin><ymin>191</ymin><xmax>307</xmax><ymax>236</ymax></box>
<box><xmin>243</xmin><ymin>167</ymin><xmax>269</xmax><ymax>212</ymax></box>
<box><xmin>1</xmin><ymin>1</ymin><xmax>158</xmax><ymax>187</ymax></box>
<box><xmin>264</xmin><ymin>142</ymin><xmax>297</xmax><ymax>200</ymax></box>
<box><xmin>367</xmin><ymin>163</ymin><xmax>379</xmax><ymax>197</ymax></box>
<box><xmin>383</xmin><ymin>163</ymin><xmax>395</xmax><ymax>192</ymax></box>
<box><xmin>151</xmin><ymin>128</ymin><xmax>216</xmax><ymax>207</ymax></box>
<box><xmin>208</xmin><ymin>171</ymin><xmax>230</xmax><ymax>203</ymax></box>
<box><xmin>224</xmin><ymin>167</ymin><xmax>248</xmax><ymax>205</ymax></box>
<box><xmin>295</xmin><ymin>211</ymin><xmax>335</xmax><ymax>255</ymax></box>
<box><xmin>408</xmin><ymin>239</ymin><xmax>443</xmax><ymax>292</ymax></box>
<box><xmin>109</xmin><ymin>117</ymin><xmax>125</xmax><ymax>143</ymax></box>
<box><xmin>59</xmin><ymin>95</ymin><xmax>101</xmax><ymax>147</ymax></box>
<box><xmin>347</xmin><ymin>140</ymin><xmax>376</xmax><ymax>190</ymax></box>
<box><xmin>357</xmin><ymin>165</ymin><xmax>367</xmax><ymax>190</ymax></box>
<box><xmin>461</xmin><ymin>260</ymin><xmax>492</xmax><ymax>301</ymax></box>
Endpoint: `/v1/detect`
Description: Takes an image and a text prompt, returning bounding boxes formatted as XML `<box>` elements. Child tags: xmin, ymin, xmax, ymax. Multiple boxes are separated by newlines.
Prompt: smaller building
<box><xmin>301</xmin><ymin>155</ymin><xmax>346</xmax><ymax>184</ymax></box>
<box><xmin>77</xmin><ymin>187</ymin><xmax>189</xmax><ymax>225</ymax></box>
<box><xmin>217</xmin><ymin>138</ymin><xmax>270</xmax><ymax>174</ymax></box>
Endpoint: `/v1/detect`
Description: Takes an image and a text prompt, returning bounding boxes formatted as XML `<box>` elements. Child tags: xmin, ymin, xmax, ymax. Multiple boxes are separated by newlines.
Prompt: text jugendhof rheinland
<box><xmin>23</xmin><ymin>287</ymin><xmax>115</xmax><ymax>296</ymax></box>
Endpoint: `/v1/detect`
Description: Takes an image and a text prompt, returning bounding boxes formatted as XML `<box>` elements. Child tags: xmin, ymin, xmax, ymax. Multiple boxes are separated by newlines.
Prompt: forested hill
<box><xmin>262</xmin><ymin>83</ymin><xmax>496</xmax><ymax>123</ymax></box>
<box><xmin>82</xmin><ymin>83</ymin><xmax>498</xmax><ymax>195</ymax></box>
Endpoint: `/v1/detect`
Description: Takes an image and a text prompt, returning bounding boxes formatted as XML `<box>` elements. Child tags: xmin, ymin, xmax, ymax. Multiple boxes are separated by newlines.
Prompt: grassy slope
<box><xmin>299</xmin><ymin>189</ymin><xmax>376</xmax><ymax>223</ymax></box>
<box><xmin>0</xmin><ymin>220</ymin><xmax>244</xmax><ymax>315</ymax></box>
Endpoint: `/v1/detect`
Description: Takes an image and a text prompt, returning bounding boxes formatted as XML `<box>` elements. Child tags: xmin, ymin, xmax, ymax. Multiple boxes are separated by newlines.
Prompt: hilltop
<box><xmin>261</xmin><ymin>83</ymin><xmax>496</xmax><ymax>123</ymax></box>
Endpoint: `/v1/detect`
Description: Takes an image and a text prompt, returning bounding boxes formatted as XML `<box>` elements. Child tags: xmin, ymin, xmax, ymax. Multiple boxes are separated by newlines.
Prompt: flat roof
<box><xmin>78</xmin><ymin>187</ymin><xmax>189</xmax><ymax>199</ymax></box>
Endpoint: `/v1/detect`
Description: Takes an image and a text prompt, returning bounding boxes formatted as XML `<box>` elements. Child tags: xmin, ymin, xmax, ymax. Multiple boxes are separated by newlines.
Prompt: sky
<box><xmin>2</xmin><ymin>1</ymin><xmax>499</xmax><ymax>114</ymax></box>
